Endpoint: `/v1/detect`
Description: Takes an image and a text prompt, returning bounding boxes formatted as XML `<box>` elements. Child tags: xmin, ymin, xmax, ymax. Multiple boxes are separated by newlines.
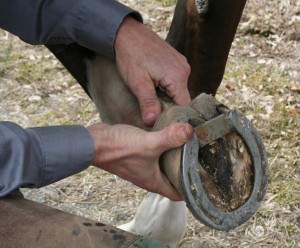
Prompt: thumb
<box><xmin>153</xmin><ymin>123</ymin><xmax>194</xmax><ymax>152</ymax></box>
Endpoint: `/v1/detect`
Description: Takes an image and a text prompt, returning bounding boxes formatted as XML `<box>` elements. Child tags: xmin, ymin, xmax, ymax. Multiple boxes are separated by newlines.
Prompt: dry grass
<box><xmin>0</xmin><ymin>0</ymin><xmax>299</xmax><ymax>247</ymax></box>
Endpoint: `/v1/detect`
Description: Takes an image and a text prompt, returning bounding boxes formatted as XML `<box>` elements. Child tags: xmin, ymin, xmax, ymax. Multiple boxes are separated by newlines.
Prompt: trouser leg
<box><xmin>0</xmin><ymin>196</ymin><xmax>167</xmax><ymax>248</ymax></box>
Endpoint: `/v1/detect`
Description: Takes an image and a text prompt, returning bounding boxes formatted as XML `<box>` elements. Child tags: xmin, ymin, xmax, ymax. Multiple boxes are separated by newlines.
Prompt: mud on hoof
<box><xmin>199</xmin><ymin>131</ymin><xmax>253</xmax><ymax>212</ymax></box>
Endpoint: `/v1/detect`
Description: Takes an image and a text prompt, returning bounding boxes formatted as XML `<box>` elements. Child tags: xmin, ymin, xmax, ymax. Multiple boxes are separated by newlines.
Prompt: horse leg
<box><xmin>47</xmin><ymin>1</ymin><xmax>248</xmax><ymax>246</ymax></box>
<box><xmin>167</xmin><ymin>0</ymin><xmax>247</xmax><ymax>97</ymax></box>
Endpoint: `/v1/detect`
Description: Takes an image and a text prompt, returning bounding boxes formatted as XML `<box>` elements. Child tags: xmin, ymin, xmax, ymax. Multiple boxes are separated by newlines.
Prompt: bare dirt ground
<box><xmin>0</xmin><ymin>0</ymin><xmax>299</xmax><ymax>247</ymax></box>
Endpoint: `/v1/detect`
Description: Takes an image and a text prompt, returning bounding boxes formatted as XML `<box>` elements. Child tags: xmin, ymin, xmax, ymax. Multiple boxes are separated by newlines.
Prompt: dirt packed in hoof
<box><xmin>199</xmin><ymin>132</ymin><xmax>254</xmax><ymax>212</ymax></box>
<box><xmin>0</xmin><ymin>0</ymin><xmax>299</xmax><ymax>247</ymax></box>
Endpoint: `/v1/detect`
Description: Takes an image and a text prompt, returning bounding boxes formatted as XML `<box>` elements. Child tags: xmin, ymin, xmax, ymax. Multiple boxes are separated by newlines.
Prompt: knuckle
<box><xmin>164</xmin><ymin>130</ymin><xmax>177</xmax><ymax>147</ymax></box>
<box><xmin>177</xmin><ymin>62</ymin><xmax>190</xmax><ymax>80</ymax></box>
<box><xmin>177</xmin><ymin>57</ymin><xmax>191</xmax><ymax>78</ymax></box>
<box><xmin>163</xmin><ymin>74</ymin><xmax>187</xmax><ymax>96</ymax></box>
<box><xmin>183</xmin><ymin>62</ymin><xmax>191</xmax><ymax>76</ymax></box>
<box><xmin>164</xmin><ymin>83</ymin><xmax>177</xmax><ymax>97</ymax></box>
<box><xmin>175</xmin><ymin>53</ymin><xmax>190</xmax><ymax>70</ymax></box>
<box><xmin>130</xmin><ymin>77</ymin><xmax>147</xmax><ymax>93</ymax></box>
<box><xmin>169</xmin><ymin>65</ymin><xmax>190</xmax><ymax>83</ymax></box>
<box><xmin>140</xmin><ymin>97</ymin><xmax>159</xmax><ymax>110</ymax></box>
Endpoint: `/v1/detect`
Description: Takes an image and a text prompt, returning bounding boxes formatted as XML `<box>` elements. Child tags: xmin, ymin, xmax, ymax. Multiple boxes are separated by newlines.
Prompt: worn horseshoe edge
<box><xmin>180</xmin><ymin>111</ymin><xmax>269</xmax><ymax>231</ymax></box>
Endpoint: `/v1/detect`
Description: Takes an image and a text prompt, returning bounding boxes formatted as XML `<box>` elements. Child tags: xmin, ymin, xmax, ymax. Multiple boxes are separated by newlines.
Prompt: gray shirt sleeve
<box><xmin>0</xmin><ymin>0</ymin><xmax>142</xmax><ymax>197</ymax></box>
<box><xmin>0</xmin><ymin>0</ymin><xmax>142</xmax><ymax>59</ymax></box>
<box><xmin>0</xmin><ymin>122</ymin><xmax>94</xmax><ymax>197</ymax></box>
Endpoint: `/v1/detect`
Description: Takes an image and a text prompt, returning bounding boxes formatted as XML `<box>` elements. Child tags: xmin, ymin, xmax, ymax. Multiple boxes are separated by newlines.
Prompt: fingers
<box><xmin>128</xmin><ymin>73</ymin><xmax>162</xmax><ymax>126</ymax></box>
<box><xmin>163</xmin><ymin>57</ymin><xmax>191</xmax><ymax>105</ymax></box>
<box><xmin>172</xmin><ymin>88</ymin><xmax>192</xmax><ymax>106</ymax></box>
<box><xmin>130</xmin><ymin>68</ymin><xmax>191</xmax><ymax>126</ymax></box>
<box><xmin>115</xmin><ymin>17</ymin><xmax>192</xmax><ymax>126</ymax></box>
<box><xmin>88</xmin><ymin>122</ymin><xmax>192</xmax><ymax>201</ymax></box>
<box><xmin>158</xmin><ymin>173</ymin><xmax>183</xmax><ymax>201</ymax></box>
<box><xmin>163</xmin><ymin>79</ymin><xmax>191</xmax><ymax>106</ymax></box>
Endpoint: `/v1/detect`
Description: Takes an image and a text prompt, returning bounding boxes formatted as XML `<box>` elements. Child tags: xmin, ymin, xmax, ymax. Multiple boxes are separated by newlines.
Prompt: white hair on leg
<box><xmin>118</xmin><ymin>192</ymin><xmax>187</xmax><ymax>248</ymax></box>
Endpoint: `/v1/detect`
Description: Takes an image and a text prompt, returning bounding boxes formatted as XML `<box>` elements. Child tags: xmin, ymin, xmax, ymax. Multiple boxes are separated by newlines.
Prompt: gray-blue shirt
<box><xmin>0</xmin><ymin>122</ymin><xmax>94</xmax><ymax>197</ymax></box>
<box><xmin>0</xmin><ymin>0</ymin><xmax>141</xmax><ymax>59</ymax></box>
<box><xmin>0</xmin><ymin>0</ymin><xmax>142</xmax><ymax>197</ymax></box>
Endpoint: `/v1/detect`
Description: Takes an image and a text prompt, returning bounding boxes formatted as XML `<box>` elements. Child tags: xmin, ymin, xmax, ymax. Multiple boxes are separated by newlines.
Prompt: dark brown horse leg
<box><xmin>167</xmin><ymin>0</ymin><xmax>247</xmax><ymax>97</ymax></box>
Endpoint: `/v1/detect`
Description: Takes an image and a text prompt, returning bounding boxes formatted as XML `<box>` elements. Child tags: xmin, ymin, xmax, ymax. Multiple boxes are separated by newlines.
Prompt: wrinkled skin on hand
<box><xmin>87</xmin><ymin>122</ymin><xmax>194</xmax><ymax>201</ymax></box>
<box><xmin>115</xmin><ymin>17</ymin><xmax>191</xmax><ymax>126</ymax></box>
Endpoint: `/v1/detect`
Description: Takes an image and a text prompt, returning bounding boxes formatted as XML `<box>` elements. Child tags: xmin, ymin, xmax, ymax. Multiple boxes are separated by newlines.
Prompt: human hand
<box><xmin>114</xmin><ymin>17</ymin><xmax>191</xmax><ymax>126</ymax></box>
<box><xmin>87</xmin><ymin>122</ymin><xmax>194</xmax><ymax>201</ymax></box>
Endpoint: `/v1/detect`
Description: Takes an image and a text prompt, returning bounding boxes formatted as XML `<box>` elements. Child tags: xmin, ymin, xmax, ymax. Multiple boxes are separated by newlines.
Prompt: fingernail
<box><xmin>144</xmin><ymin>112</ymin><xmax>157</xmax><ymax>124</ymax></box>
<box><xmin>177</xmin><ymin>127</ymin><xmax>188</xmax><ymax>140</ymax></box>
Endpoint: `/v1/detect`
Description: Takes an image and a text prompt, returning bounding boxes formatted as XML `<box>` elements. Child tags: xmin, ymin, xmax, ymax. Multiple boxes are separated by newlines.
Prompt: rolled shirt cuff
<box><xmin>72</xmin><ymin>0</ymin><xmax>143</xmax><ymax>59</ymax></box>
<box><xmin>28</xmin><ymin>125</ymin><xmax>94</xmax><ymax>187</ymax></box>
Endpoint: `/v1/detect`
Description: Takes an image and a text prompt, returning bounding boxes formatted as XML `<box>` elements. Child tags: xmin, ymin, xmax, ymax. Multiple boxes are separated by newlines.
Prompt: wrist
<box><xmin>87</xmin><ymin>123</ymin><xmax>111</xmax><ymax>166</ymax></box>
<box><xmin>114</xmin><ymin>16</ymin><xmax>145</xmax><ymax>54</ymax></box>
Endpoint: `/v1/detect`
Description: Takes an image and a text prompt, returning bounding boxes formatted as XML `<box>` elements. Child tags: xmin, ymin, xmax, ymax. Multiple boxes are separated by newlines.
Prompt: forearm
<box><xmin>0</xmin><ymin>0</ymin><xmax>142</xmax><ymax>59</ymax></box>
<box><xmin>0</xmin><ymin>122</ymin><xmax>93</xmax><ymax>197</ymax></box>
